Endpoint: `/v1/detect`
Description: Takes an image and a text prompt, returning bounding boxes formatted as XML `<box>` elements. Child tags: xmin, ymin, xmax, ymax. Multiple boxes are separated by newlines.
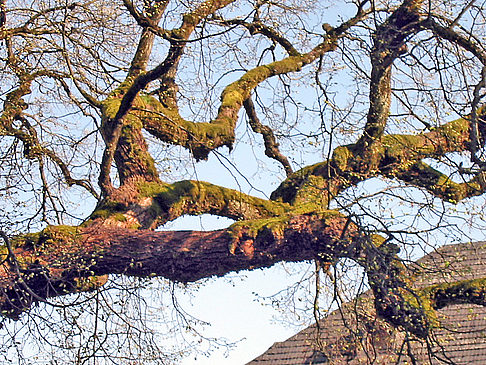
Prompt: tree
<box><xmin>1</xmin><ymin>0</ymin><xmax>486</xmax><ymax>362</ymax></box>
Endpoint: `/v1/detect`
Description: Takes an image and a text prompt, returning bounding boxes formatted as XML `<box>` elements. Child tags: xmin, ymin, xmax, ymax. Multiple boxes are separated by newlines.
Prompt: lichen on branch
<box><xmin>271</xmin><ymin>110</ymin><xmax>485</xmax><ymax>206</ymax></box>
<box><xmin>89</xmin><ymin>177</ymin><xmax>291</xmax><ymax>230</ymax></box>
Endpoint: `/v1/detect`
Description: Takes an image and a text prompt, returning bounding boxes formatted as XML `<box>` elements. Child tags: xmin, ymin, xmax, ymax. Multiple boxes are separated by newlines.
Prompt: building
<box><xmin>249</xmin><ymin>241</ymin><xmax>486</xmax><ymax>364</ymax></box>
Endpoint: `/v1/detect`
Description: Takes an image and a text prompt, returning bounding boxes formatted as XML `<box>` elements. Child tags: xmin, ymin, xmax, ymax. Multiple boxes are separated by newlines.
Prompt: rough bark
<box><xmin>3</xmin><ymin>0</ymin><xmax>486</xmax><ymax>346</ymax></box>
<box><xmin>0</xmin><ymin>213</ymin><xmax>351</xmax><ymax>318</ymax></box>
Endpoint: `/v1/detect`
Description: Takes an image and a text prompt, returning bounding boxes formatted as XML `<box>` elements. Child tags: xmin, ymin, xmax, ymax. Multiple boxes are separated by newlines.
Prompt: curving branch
<box><xmin>357</xmin><ymin>0</ymin><xmax>424</xmax><ymax>150</ymax></box>
<box><xmin>423</xmin><ymin>18</ymin><xmax>486</xmax><ymax>65</ymax></box>
<box><xmin>243</xmin><ymin>97</ymin><xmax>293</xmax><ymax>176</ymax></box>
<box><xmin>91</xmin><ymin>178</ymin><xmax>291</xmax><ymax>229</ymax></box>
<box><xmin>271</xmin><ymin>109</ymin><xmax>484</xmax><ymax>205</ymax></box>
<box><xmin>0</xmin><ymin>75</ymin><xmax>99</xmax><ymax>198</ymax></box>
<box><xmin>421</xmin><ymin>277</ymin><xmax>486</xmax><ymax>310</ymax></box>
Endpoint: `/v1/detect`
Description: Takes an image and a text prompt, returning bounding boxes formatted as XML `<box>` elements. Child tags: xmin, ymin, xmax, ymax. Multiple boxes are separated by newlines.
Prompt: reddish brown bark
<box><xmin>0</xmin><ymin>214</ymin><xmax>355</xmax><ymax>318</ymax></box>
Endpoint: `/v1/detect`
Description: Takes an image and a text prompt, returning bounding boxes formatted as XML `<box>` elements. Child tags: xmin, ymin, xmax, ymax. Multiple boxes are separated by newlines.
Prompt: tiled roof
<box><xmin>249</xmin><ymin>242</ymin><xmax>486</xmax><ymax>364</ymax></box>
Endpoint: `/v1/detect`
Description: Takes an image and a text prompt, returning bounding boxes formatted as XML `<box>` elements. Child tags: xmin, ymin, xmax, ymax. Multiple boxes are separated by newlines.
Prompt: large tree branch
<box><xmin>271</xmin><ymin>110</ymin><xmax>482</xmax><ymax>204</ymax></box>
<box><xmin>95</xmin><ymin>1</ymin><xmax>369</xmax><ymax>196</ymax></box>
<box><xmin>91</xmin><ymin>178</ymin><xmax>291</xmax><ymax>230</ymax></box>
<box><xmin>393</xmin><ymin>161</ymin><xmax>486</xmax><ymax>203</ymax></box>
<box><xmin>0</xmin><ymin>213</ymin><xmax>353</xmax><ymax>318</ymax></box>
<box><xmin>357</xmin><ymin>0</ymin><xmax>424</xmax><ymax>150</ymax></box>
<box><xmin>0</xmin><ymin>214</ymin><xmax>449</xmax><ymax>339</ymax></box>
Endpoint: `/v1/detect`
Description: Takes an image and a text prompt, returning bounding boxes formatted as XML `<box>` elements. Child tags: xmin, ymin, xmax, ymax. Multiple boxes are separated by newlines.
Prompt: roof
<box><xmin>248</xmin><ymin>241</ymin><xmax>486</xmax><ymax>364</ymax></box>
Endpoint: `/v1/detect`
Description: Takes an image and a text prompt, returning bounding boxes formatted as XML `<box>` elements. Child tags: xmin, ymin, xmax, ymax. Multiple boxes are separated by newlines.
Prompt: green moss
<box><xmin>152</xmin><ymin>181</ymin><xmax>193</xmax><ymax>211</ymax></box>
<box><xmin>435</xmin><ymin>116</ymin><xmax>469</xmax><ymax>142</ymax></box>
<box><xmin>39</xmin><ymin>225</ymin><xmax>79</xmax><ymax>245</ymax></box>
<box><xmin>402</xmin><ymin>290</ymin><xmax>438</xmax><ymax>327</ymax></box>
<box><xmin>370</xmin><ymin>234</ymin><xmax>386</xmax><ymax>247</ymax></box>
<box><xmin>0</xmin><ymin>246</ymin><xmax>7</xmax><ymax>262</ymax></box>
<box><xmin>271</xmin><ymin>162</ymin><xmax>327</xmax><ymax>203</ymax></box>
<box><xmin>112</xmin><ymin>213</ymin><xmax>127</xmax><ymax>222</ymax></box>
<box><xmin>423</xmin><ymin>277</ymin><xmax>486</xmax><ymax>304</ymax></box>
<box><xmin>90</xmin><ymin>209</ymin><xmax>112</xmax><ymax>220</ymax></box>
<box><xmin>182</xmin><ymin>12</ymin><xmax>198</xmax><ymax>26</ymax></box>
<box><xmin>137</xmin><ymin>93</ymin><xmax>161</xmax><ymax>109</ymax></box>
<box><xmin>230</xmin><ymin>216</ymin><xmax>287</xmax><ymax>237</ymax></box>
<box><xmin>219</xmin><ymin>55</ymin><xmax>305</xmax><ymax>114</ymax></box>
<box><xmin>6</xmin><ymin>226</ymin><xmax>79</xmax><ymax>253</ymax></box>
<box><xmin>137</xmin><ymin>179</ymin><xmax>289</xmax><ymax>220</ymax></box>
<box><xmin>407</xmin><ymin>162</ymin><xmax>470</xmax><ymax>203</ymax></box>
<box><xmin>90</xmin><ymin>200</ymin><xmax>127</xmax><ymax>221</ymax></box>
<box><xmin>228</xmin><ymin>209</ymin><xmax>341</xmax><ymax>254</ymax></box>
<box><xmin>136</xmin><ymin>180</ymin><xmax>169</xmax><ymax>197</ymax></box>
<box><xmin>332</xmin><ymin>145</ymin><xmax>353</xmax><ymax>171</ymax></box>
<box><xmin>101</xmin><ymin>97</ymin><xmax>121</xmax><ymax>120</ymax></box>
<box><xmin>383</xmin><ymin>134</ymin><xmax>423</xmax><ymax>159</ymax></box>
<box><xmin>277</xmin><ymin>55</ymin><xmax>305</xmax><ymax>71</ymax></box>
<box><xmin>293</xmin><ymin>175</ymin><xmax>327</xmax><ymax>204</ymax></box>
<box><xmin>220</xmin><ymin>89</ymin><xmax>245</xmax><ymax>108</ymax></box>
<box><xmin>403</xmin><ymin>278</ymin><xmax>486</xmax><ymax>329</ymax></box>
<box><xmin>229</xmin><ymin>215</ymin><xmax>289</xmax><ymax>254</ymax></box>
<box><xmin>10</xmin><ymin>232</ymin><xmax>41</xmax><ymax>248</ymax></box>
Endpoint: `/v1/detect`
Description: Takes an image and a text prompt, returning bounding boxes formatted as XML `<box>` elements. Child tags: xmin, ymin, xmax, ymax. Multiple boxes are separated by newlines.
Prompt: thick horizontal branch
<box><xmin>1</xmin><ymin>214</ymin><xmax>472</xmax><ymax>339</ymax></box>
<box><xmin>0</xmin><ymin>213</ymin><xmax>354</xmax><ymax>318</ymax></box>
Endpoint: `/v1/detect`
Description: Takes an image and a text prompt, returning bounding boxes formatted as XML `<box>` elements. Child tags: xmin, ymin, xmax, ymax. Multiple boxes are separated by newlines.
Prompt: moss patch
<box><xmin>332</xmin><ymin>145</ymin><xmax>353</xmax><ymax>171</ymax></box>
<box><xmin>137</xmin><ymin>179</ymin><xmax>289</xmax><ymax>221</ymax></box>
<box><xmin>89</xmin><ymin>200</ymin><xmax>127</xmax><ymax>221</ymax></box>
<box><xmin>228</xmin><ymin>209</ymin><xmax>342</xmax><ymax>254</ymax></box>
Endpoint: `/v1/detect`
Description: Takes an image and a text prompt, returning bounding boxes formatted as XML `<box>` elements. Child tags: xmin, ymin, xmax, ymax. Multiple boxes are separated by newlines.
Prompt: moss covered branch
<box><xmin>393</xmin><ymin>161</ymin><xmax>486</xmax><ymax>203</ymax></box>
<box><xmin>0</xmin><ymin>212</ymin><xmax>357</xmax><ymax>318</ymax></box>
<box><xmin>137</xmin><ymin>7</ymin><xmax>367</xmax><ymax>160</ymax></box>
<box><xmin>420</xmin><ymin>278</ymin><xmax>486</xmax><ymax>310</ymax></box>
<box><xmin>0</xmin><ymin>213</ymin><xmax>445</xmax><ymax>340</ymax></box>
<box><xmin>271</xmin><ymin>111</ymin><xmax>483</xmax><ymax>205</ymax></box>
<box><xmin>357</xmin><ymin>0</ymin><xmax>424</xmax><ymax>150</ymax></box>
<box><xmin>90</xmin><ymin>178</ymin><xmax>291</xmax><ymax>230</ymax></box>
